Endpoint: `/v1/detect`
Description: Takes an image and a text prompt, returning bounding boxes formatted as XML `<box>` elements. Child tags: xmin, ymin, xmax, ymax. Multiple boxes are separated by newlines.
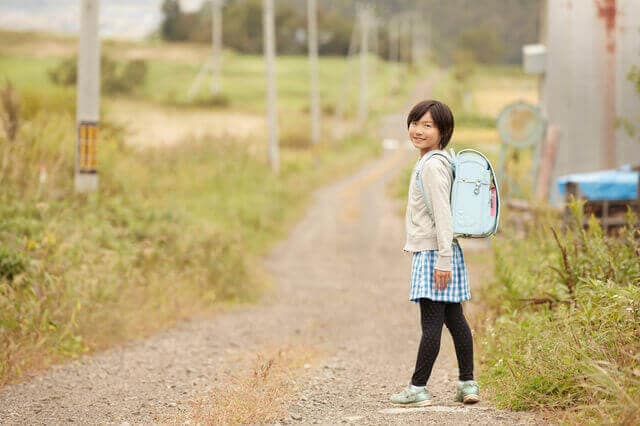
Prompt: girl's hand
<box><xmin>434</xmin><ymin>269</ymin><xmax>452</xmax><ymax>291</ymax></box>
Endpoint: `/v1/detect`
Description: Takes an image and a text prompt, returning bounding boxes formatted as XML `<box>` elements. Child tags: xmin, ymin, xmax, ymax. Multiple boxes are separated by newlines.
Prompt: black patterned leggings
<box><xmin>411</xmin><ymin>298</ymin><xmax>474</xmax><ymax>386</ymax></box>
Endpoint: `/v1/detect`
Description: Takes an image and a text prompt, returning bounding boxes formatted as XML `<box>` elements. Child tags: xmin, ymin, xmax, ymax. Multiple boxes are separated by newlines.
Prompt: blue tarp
<box><xmin>557</xmin><ymin>165</ymin><xmax>639</xmax><ymax>201</ymax></box>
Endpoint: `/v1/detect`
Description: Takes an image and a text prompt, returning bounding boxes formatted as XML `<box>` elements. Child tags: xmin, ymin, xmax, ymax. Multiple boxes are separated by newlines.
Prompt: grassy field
<box><xmin>0</xmin><ymin>30</ymin><xmax>415</xmax><ymax>144</ymax></box>
<box><xmin>0</xmin><ymin>30</ymin><xmax>422</xmax><ymax>385</ymax></box>
<box><xmin>0</xmin><ymin>29</ymin><xmax>417</xmax><ymax>153</ymax></box>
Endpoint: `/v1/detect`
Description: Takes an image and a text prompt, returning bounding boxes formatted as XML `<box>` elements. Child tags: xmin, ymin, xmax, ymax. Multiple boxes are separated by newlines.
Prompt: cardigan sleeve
<box><xmin>421</xmin><ymin>157</ymin><xmax>453</xmax><ymax>271</ymax></box>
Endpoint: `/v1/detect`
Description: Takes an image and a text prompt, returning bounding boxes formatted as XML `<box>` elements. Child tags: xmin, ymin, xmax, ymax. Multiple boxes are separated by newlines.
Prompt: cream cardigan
<box><xmin>403</xmin><ymin>153</ymin><xmax>454</xmax><ymax>271</ymax></box>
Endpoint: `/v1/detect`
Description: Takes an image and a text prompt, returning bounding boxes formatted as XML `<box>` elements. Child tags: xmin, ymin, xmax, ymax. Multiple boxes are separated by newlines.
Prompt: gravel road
<box><xmin>0</xmin><ymin>77</ymin><xmax>543</xmax><ymax>425</ymax></box>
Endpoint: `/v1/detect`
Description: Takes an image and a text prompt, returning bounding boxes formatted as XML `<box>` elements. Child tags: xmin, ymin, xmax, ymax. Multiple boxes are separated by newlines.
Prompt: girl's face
<box><xmin>408</xmin><ymin>110</ymin><xmax>441</xmax><ymax>155</ymax></box>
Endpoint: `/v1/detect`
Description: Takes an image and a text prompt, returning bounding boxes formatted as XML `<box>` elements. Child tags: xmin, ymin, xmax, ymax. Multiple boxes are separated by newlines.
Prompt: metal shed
<box><xmin>542</xmin><ymin>0</ymin><xmax>640</xmax><ymax>203</ymax></box>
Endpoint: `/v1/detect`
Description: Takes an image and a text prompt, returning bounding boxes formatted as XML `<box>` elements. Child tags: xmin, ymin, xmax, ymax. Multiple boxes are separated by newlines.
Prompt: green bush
<box><xmin>48</xmin><ymin>55</ymin><xmax>148</xmax><ymax>95</ymax></box>
<box><xmin>0</xmin><ymin>247</ymin><xmax>26</xmax><ymax>282</ymax></box>
<box><xmin>192</xmin><ymin>93</ymin><xmax>230</xmax><ymax>108</ymax></box>
<box><xmin>47</xmin><ymin>56</ymin><xmax>77</xmax><ymax>86</ymax></box>
<box><xmin>479</xmin><ymin>202</ymin><xmax>640</xmax><ymax>424</ymax></box>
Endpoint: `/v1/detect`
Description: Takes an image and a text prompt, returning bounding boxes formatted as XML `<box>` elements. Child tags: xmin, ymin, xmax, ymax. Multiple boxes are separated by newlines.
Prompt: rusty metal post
<box><xmin>596</xmin><ymin>0</ymin><xmax>617</xmax><ymax>169</ymax></box>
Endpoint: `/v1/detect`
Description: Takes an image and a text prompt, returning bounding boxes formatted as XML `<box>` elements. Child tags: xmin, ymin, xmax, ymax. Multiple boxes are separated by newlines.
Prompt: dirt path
<box><xmin>0</xmin><ymin>77</ymin><xmax>541</xmax><ymax>425</ymax></box>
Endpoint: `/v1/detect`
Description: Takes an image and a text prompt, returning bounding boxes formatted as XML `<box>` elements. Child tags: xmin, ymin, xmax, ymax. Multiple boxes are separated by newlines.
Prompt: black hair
<box><xmin>406</xmin><ymin>100</ymin><xmax>455</xmax><ymax>149</ymax></box>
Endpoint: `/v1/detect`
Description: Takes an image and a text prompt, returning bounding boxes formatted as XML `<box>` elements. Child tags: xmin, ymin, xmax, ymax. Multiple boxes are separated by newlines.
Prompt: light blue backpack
<box><xmin>416</xmin><ymin>149</ymin><xmax>500</xmax><ymax>238</ymax></box>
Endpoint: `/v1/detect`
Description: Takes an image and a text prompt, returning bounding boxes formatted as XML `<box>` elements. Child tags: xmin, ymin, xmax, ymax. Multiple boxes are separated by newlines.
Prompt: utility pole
<box><xmin>75</xmin><ymin>0</ymin><xmax>100</xmax><ymax>193</ymax></box>
<box><xmin>404</xmin><ymin>12</ymin><xmax>413</xmax><ymax>65</ymax></box>
<box><xmin>388</xmin><ymin>16</ymin><xmax>401</xmax><ymax>91</ymax></box>
<box><xmin>332</xmin><ymin>12</ymin><xmax>360</xmax><ymax>139</ymax></box>
<box><xmin>370</xmin><ymin>13</ymin><xmax>378</xmax><ymax>65</ymax></box>
<box><xmin>307</xmin><ymin>0</ymin><xmax>320</xmax><ymax>145</ymax></box>
<box><xmin>263</xmin><ymin>0</ymin><xmax>279</xmax><ymax>172</ymax></box>
<box><xmin>358</xmin><ymin>5</ymin><xmax>370</xmax><ymax>126</ymax></box>
<box><xmin>211</xmin><ymin>0</ymin><xmax>222</xmax><ymax>95</ymax></box>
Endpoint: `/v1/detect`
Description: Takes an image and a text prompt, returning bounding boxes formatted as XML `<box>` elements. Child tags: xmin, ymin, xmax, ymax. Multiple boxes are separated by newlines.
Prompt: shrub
<box><xmin>48</xmin><ymin>56</ymin><xmax>148</xmax><ymax>95</ymax></box>
<box><xmin>192</xmin><ymin>93</ymin><xmax>230</xmax><ymax>108</ymax></box>
<box><xmin>0</xmin><ymin>81</ymin><xmax>21</xmax><ymax>142</ymax></box>
<box><xmin>47</xmin><ymin>57</ymin><xmax>77</xmax><ymax>86</ymax></box>
<box><xmin>0</xmin><ymin>247</ymin><xmax>26</xmax><ymax>282</ymax></box>
<box><xmin>479</xmin><ymin>203</ymin><xmax>640</xmax><ymax>423</ymax></box>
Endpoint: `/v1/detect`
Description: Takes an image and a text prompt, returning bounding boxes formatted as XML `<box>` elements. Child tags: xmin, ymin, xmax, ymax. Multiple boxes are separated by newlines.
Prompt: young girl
<box><xmin>390</xmin><ymin>100</ymin><xmax>479</xmax><ymax>406</ymax></box>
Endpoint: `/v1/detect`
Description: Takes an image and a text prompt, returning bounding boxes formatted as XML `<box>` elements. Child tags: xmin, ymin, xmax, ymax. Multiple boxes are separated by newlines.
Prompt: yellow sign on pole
<box><xmin>77</xmin><ymin>121</ymin><xmax>98</xmax><ymax>173</ymax></box>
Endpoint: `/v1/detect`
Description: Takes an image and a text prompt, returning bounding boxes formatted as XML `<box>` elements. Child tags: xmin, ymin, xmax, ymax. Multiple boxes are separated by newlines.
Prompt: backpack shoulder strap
<box><xmin>415</xmin><ymin>150</ymin><xmax>454</xmax><ymax>220</ymax></box>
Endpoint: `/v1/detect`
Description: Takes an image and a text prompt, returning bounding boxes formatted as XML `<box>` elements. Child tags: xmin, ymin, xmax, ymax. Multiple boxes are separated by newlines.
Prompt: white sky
<box><xmin>0</xmin><ymin>0</ymin><xmax>206</xmax><ymax>39</ymax></box>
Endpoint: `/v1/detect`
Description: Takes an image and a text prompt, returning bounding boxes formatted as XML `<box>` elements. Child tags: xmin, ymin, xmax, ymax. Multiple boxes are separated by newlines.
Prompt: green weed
<box><xmin>479</xmin><ymin>203</ymin><xmax>640</xmax><ymax>424</ymax></box>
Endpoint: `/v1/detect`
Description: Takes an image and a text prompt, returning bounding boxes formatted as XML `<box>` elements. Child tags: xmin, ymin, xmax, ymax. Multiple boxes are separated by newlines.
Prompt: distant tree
<box><xmin>457</xmin><ymin>26</ymin><xmax>505</xmax><ymax>64</ymax></box>
<box><xmin>154</xmin><ymin>0</ymin><xmax>540</xmax><ymax>64</ymax></box>
<box><xmin>161</xmin><ymin>0</ymin><xmax>189</xmax><ymax>41</ymax></box>
<box><xmin>223</xmin><ymin>0</ymin><xmax>264</xmax><ymax>53</ymax></box>
<box><xmin>317</xmin><ymin>8</ymin><xmax>353</xmax><ymax>55</ymax></box>
<box><xmin>451</xmin><ymin>49</ymin><xmax>476</xmax><ymax>109</ymax></box>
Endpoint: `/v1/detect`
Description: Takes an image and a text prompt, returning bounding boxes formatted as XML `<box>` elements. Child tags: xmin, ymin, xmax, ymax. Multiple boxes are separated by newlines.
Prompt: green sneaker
<box><xmin>390</xmin><ymin>385</ymin><xmax>432</xmax><ymax>407</ymax></box>
<box><xmin>455</xmin><ymin>380</ymin><xmax>480</xmax><ymax>404</ymax></box>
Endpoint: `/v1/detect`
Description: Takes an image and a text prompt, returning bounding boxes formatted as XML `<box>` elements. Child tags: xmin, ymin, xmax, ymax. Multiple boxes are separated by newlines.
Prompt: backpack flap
<box><xmin>452</xmin><ymin>149</ymin><xmax>500</xmax><ymax>237</ymax></box>
<box><xmin>414</xmin><ymin>148</ymin><xmax>500</xmax><ymax>238</ymax></box>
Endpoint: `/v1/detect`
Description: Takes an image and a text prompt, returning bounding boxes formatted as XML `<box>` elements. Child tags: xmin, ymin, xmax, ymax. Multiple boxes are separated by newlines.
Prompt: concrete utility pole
<box><xmin>405</xmin><ymin>12</ymin><xmax>414</xmax><ymax>65</ymax></box>
<box><xmin>332</xmin><ymin>12</ymin><xmax>360</xmax><ymax>139</ymax></box>
<box><xmin>307</xmin><ymin>0</ymin><xmax>320</xmax><ymax>145</ymax></box>
<box><xmin>370</xmin><ymin>13</ymin><xmax>379</xmax><ymax>64</ymax></box>
<box><xmin>211</xmin><ymin>0</ymin><xmax>223</xmax><ymax>95</ymax></box>
<box><xmin>358</xmin><ymin>5</ymin><xmax>370</xmax><ymax>126</ymax></box>
<box><xmin>75</xmin><ymin>0</ymin><xmax>100</xmax><ymax>193</ymax></box>
<box><xmin>263</xmin><ymin>0</ymin><xmax>279</xmax><ymax>172</ymax></box>
<box><xmin>411</xmin><ymin>15</ymin><xmax>419</xmax><ymax>64</ymax></box>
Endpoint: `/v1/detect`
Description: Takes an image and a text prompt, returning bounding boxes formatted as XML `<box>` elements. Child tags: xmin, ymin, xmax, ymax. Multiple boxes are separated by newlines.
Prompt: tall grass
<box><xmin>0</xmin><ymin>84</ymin><xmax>381</xmax><ymax>385</ymax></box>
<box><xmin>479</xmin><ymin>202</ymin><xmax>640</xmax><ymax>424</ymax></box>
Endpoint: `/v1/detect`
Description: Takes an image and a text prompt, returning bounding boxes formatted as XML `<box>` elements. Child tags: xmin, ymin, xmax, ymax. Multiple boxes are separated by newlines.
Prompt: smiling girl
<box><xmin>390</xmin><ymin>100</ymin><xmax>479</xmax><ymax>407</ymax></box>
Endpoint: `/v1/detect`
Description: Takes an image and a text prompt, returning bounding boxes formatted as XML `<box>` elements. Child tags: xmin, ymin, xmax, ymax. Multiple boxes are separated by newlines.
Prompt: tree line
<box><xmin>159</xmin><ymin>0</ymin><xmax>541</xmax><ymax>64</ymax></box>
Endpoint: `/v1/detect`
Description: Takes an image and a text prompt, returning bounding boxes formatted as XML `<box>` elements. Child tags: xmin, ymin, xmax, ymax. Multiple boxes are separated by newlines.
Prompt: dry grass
<box><xmin>186</xmin><ymin>345</ymin><xmax>316</xmax><ymax>425</ymax></box>
<box><xmin>0</xmin><ymin>30</ymin><xmax>210</xmax><ymax>63</ymax></box>
<box><xmin>0</xmin><ymin>30</ymin><xmax>76</xmax><ymax>58</ymax></box>
<box><xmin>454</xmin><ymin>127</ymin><xmax>500</xmax><ymax>145</ymax></box>
<box><xmin>468</xmin><ymin>67</ymin><xmax>539</xmax><ymax>118</ymax></box>
<box><xmin>105</xmin><ymin>98</ymin><xmax>265</xmax><ymax>148</ymax></box>
<box><xmin>472</xmin><ymin>87</ymin><xmax>538</xmax><ymax>117</ymax></box>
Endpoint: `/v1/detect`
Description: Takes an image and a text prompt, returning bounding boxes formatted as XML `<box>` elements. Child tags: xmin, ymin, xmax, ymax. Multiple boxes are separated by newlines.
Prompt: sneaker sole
<box><xmin>463</xmin><ymin>394</ymin><xmax>480</xmax><ymax>404</ymax></box>
<box><xmin>391</xmin><ymin>399</ymin><xmax>433</xmax><ymax>408</ymax></box>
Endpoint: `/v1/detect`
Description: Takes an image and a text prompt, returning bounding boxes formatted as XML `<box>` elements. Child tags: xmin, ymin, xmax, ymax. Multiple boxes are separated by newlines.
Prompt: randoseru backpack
<box><xmin>415</xmin><ymin>149</ymin><xmax>500</xmax><ymax>238</ymax></box>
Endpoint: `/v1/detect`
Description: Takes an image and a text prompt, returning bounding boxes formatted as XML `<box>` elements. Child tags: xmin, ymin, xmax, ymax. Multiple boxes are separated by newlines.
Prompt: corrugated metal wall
<box><xmin>617</xmin><ymin>0</ymin><xmax>640</xmax><ymax>166</ymax></box>
<box><xmin>544</xmin><ymin>0</ymin><xmax>640</xmax><ymax>203</ymax></box>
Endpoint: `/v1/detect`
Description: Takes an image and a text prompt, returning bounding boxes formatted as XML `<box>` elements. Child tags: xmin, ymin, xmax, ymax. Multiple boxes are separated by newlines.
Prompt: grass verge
<box><xmin>478</xmin><ymin>204</ymin><xmax>640</xmax><ymax>425</ymax></box>
<box><xmin>0</xmin><ymin>85</ymin><xmax>381</xmax><ymax>385</ymax></box>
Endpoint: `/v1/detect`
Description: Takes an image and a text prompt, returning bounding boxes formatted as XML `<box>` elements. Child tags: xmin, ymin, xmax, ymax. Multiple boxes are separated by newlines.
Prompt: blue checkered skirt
<box><xmin>409</xmin><ymin>243</ymin><xmax>470</xmax><ymax>303</ymax></box>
